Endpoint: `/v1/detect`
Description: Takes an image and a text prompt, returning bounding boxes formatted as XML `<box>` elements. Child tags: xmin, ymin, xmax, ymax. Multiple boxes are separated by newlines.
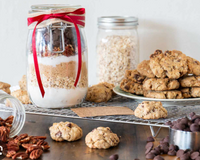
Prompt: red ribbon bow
<box><xmin>27</xmin><ymin>8</ymin><xmax>85</xmax><ymax>97</ymax></box>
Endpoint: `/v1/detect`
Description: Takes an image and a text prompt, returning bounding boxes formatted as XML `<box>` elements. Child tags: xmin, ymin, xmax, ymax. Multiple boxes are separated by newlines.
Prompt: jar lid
<box><xmin>31</xmin><ymin>4</ymin><xmax>81</xmax><ymax>12</ymax></box>
<box><xmin>98</xmin><ymin>16</ymin><xmax>138</xmax><ymax>27</ymax></box>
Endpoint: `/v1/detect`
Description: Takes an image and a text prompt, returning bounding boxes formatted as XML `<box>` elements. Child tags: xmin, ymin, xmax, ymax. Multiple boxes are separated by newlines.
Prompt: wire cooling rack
<box><xmin>22</xmin><ymin>96</ymin><xmax>200</xmax><ymax>129</ymax></box>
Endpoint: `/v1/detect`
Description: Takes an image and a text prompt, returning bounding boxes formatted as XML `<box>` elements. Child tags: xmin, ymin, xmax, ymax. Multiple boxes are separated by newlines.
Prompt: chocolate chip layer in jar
<box><xmin>27</xmin><ymin>5</ymin><xmax>88</xmax><ymax>108</ymax></box>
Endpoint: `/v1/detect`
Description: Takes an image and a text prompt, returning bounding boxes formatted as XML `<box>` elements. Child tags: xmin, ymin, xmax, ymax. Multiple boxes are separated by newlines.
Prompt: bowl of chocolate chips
<box><xmin>165</xmin><ymin>112</ymin><xmax>200</xmax><ymax>151</ymax></box>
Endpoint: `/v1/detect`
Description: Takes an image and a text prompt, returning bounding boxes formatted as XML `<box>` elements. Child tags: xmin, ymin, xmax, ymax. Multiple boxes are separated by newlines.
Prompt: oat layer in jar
<box><xmin>97</xmin><ymin>16</ymin><xmax>139</xmax><ymax>86</ymax></box>
<box><xmin>27</xmin><ymin>5</ymin><xmax>88</xmax><ymax>108</ymax></box>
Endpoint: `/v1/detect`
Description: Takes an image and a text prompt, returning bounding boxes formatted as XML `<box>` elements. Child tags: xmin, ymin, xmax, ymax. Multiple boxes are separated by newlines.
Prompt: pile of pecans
<box><xmin>0</xmin><ymin>115</ymin><xmax>50</xmax><ymax>159</ymax></box>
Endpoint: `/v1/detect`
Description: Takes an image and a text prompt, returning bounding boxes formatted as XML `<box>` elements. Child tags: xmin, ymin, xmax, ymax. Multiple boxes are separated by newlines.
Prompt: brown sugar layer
<box><xmin>29</xmin><ymin>61</ymin><xmax>88</xmax><ymax>89</ymax></box>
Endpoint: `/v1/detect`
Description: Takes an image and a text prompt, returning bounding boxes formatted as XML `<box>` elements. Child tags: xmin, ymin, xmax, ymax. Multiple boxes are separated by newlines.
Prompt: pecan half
<box><xmin>29</xmin><ymin>137</ymin><xmax>39</xmax><ymax>144</ymax></box>
<box><xmin>29</xmin><ymin>149</ymin><xmax>43</xmax><ymax>160</ymax></box>
<box><xmin>12</xmin><ymin>152</ymin><xmax>29</xmax><ymax>159</ymax></box>
<box><xmin>22</xmin><ymin>144</ymin><xmax>37</xmax><ymax>149</ymax></box>
<box><xmin>6</xmin><ymin>143</ymin><xmax>19</xmax><ymax>152</ymax></box>
<box><xmin>41</xmin><ymin>144</ymin><xmax>50</xmax><ymax>150</ymax></box>
<box><xmin>14</xmin><ymin>133</ymin><xmax>28</xmax><ymax>144</ymax></box>
<box><xmin>6</xmin><ymin>150</ymin><xmax>16</xmax><ymax>158</ymax></box>
<box><xmin>32</xmin><ymin>136</ymin><xmax>46</xmax><ymax>140</ymax></box>
<box><xmin>36</xmin><ymin>140</ymin><xmax>47</xmax><ymax>146</ymax></box>
<box><xmin>0</xmin><ymin>126</ymin><xmax>10</xmax><ymax>142</ymax></box>
<box><xmin>20</xmin><ymin>136</ymin><xmax>31</xmax><ymax>144</ymax></box>
<box><xmin>26</xmin><ymin>145</ymin><xmax>42</xmax><ymax>154</ymax></box>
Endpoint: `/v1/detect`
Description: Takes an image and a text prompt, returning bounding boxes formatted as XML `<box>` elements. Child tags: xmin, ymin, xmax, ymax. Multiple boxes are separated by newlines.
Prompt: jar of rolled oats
<box><xmin>97</xmin><ymin>16</ymin><xmax>139</xmax><ymax>86</ymax></box>
<box><xmin>0</xmin><ymin>90</ymin><xmax>25</xmax><ymax>137</ymax></box>
<box><xmin>27</xmin><ymin>5</ymin><xmax>88</xmax><ymax>108</ymax></box>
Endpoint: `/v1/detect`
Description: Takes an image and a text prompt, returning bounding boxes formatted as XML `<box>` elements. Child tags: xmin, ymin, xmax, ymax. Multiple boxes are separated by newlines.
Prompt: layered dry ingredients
<box><xmin>97</xmin><ymin>35</ymin><xmax>138</xmax><ymax>86</ymax></box>
<box><xmin>28</xmin><ymin>27</ymin><xmax>88</xmax><ymax>108</ymax></box>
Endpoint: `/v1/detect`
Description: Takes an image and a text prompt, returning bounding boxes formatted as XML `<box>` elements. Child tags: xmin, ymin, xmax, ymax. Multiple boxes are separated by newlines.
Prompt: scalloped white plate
<box><xmin>113</xmin><ymin>86</ymin><xmax>200</xmax><ymax>106</ymax></box>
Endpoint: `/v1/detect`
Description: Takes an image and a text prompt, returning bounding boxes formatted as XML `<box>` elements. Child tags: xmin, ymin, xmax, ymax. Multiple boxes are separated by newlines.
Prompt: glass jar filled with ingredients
<box><xmin>0</xmin><ymin>90</ymin><xmax>25</xmax><ymax>138</ymax></box>
<box><xmin>27</xmin><ymin>5</ymin><xmax>88</xmax><ymax>108</ymax></box>
<box><xmin>97</xmin><ymin>16</ymin><xmax>139</xmax><ymax>86</ymax></box>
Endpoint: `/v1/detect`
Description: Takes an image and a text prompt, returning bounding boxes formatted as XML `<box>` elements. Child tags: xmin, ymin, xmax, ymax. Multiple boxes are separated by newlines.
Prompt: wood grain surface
<box><xmin>1</xmin><ymin>114</ymin><xmax>178</xmax><ymax>160</ymax></box>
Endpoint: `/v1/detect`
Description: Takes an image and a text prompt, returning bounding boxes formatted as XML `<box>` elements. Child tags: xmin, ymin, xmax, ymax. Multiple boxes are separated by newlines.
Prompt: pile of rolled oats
<box><xmin>97</xmin><ymin>35</ymin><xmax>138</xmax><ymax>86</ymax></box>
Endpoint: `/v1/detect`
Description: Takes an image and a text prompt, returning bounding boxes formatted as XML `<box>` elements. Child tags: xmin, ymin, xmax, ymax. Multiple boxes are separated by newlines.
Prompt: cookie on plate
<box><xmin>85</xmin><ymin>127</ymin><xmax>120</xmax><ymax>149</ymax></box>
<box><xmin>49</xmin><ymin>121</ymin><xmax>83</xmax><ymax>142</ymax></box>
<box><xmin>86</xmin><ymin>82</ymin><xmax>114</xmax><ymax>103</ymax></box>
<box><xmin>150</xmin><ymin>50</ymin><xmax>188</xmax><ymax>79</ymax></box>
<box><xmin>120</xmin><ymin>79</ymin><xmax>143</xmax><ymax>95</ymax></box>
<box><xmin>0</xmin><ymin>81</ymin><xmax>11</xmax><ymax>94</ymax></box>
<box><xmin>134</xmin><ymin>101</ymin><xmax>168</xmax><ymax>119</ymax></box>
<box><xmin>144</xmin><ymin>90</ymin><xmax>183</xmax><ymax>99</ymax></box>
<box><xmin>181</xmin><ymin>87</ymin><xmax>200</xmax><ymax>98</ymax></box>
<box><xmin>125</xmin><ymin>69</ymin><xmax>146</xmax><ymax>84</ymax></box>
<box><xmin>187</xmin><ymin>56</ymin><xmax>200</xmax><ymax>76</ymax></box>
<box><xmin>143</xmin><ymin>78</ymin><xmax>180</xmax><ymax>91</ymax></box>
<box><xmin>179</xmin><ymin>76</ymin><xmax>200</xmax><ymax>87</ymax></box>
<box><xmin>19</xmin><ymin>75</ymin><xmax>27</xmax><ymax>91</ymax></box>
<box><xmin>137</xmin><ymin>60</ymin><xmax>155</xmax><ymax>78</ymax></box>
<box><xmin>11</xmin><ymin>89</ymin><xmax>31</xmax><ymax>104</ymax></box>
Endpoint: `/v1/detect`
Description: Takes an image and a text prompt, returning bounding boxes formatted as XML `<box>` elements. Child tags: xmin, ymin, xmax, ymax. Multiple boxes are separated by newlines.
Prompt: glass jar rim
<box><xmin>98</xmin><ymin>16</ymin><xmax>138</xmax><ymax>27</ymax></box>
<box><xmin>31</xmin><ymin>4</ymin><xmax>81</xmax><ymax>12</ymax></box>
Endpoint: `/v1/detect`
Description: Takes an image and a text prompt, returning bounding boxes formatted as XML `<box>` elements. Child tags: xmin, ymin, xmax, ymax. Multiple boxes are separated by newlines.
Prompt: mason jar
<box><xmin>97</xmin><ymin>16</ymin><xmax>139</xmax><ymax>86</ymax></box>
<box><xmin>27</xmin><ymin>5</ymin><xmax>88</xmax><ymax>108</ymax></box>
<box><xmin>0</xmin><ymin>90</ymin><xmax>25</xmax><ymax>137</ymax></box>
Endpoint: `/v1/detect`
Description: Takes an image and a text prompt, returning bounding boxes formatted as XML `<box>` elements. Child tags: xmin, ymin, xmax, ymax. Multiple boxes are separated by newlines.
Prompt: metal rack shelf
<box><xmin>2</xmin><ymin>95</ymin><xmax>200</xmax><ymax>137</ymax></box>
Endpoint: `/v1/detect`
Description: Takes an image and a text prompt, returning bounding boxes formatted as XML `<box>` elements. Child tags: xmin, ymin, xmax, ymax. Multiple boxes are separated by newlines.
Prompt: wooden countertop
<box><xmin>2</xmin><ymin>114</ymin><xmax>175</xmax><ymax>160</ymax></box>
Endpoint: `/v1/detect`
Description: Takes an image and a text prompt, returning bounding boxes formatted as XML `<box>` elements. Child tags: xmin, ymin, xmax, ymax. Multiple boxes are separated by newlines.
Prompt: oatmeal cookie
<box><xmin>11</xmin><ymin>89</ymin><xmax>31</xmax><ymax>104</ymax></box>
<box><xmin>143</xmin><ymin>78</ymin><xmax>180</xmax><ymax>91</ymax></box>
<box><xmin>134</xmin><ymin>101</ymin><xmax>168</xmax><ymax>119</ymax></box>
<box><xmin>0</xmin><ymin>81</ymin><xmax>11</xmax><ymax>94</ymax></box>
<box><xmin>49</xmin><ymin>121</ymin><xmax>83</xmax><ymax>142</ymax></box>
<box><xmin>19</xmin><ymin>75</ymin><xmax>27</xmax><ymax>91</ymax></box>
<box><xmin>179</xmin><ymin>76</ymin><xmax>200</xmax><ymax>87</ymax></box>
<box><xmin>85</xmin><ymin>127</ymin><xmax>120</xmax><ymax>149</ymax></box>
<box><xmin>120</xmin><ymin>79</ymin><xmax>143</xmax><ymax>95</ymax></box>
<box><xmin>144</xmin><ymin>90</ymin><xmax>183</xmax><ymax>99</ymax></box>
<box><xmin>181</xmin><ymin>87</ymin><xmax>200</xmax><ymax>98</ymax></box>
<box><xmin>187</xmin><ymin>56</ymin><xmax>200</xmax><ymax>75</ymax></box>
<box><xmin>137</xmin><ymin>60</ymin><xmax>155</xmax><ymax>78</ymax></box>
<box><xmin>86</xmin><ymin>82</ymin><xmax>114</xmax><ymax>103</ymax></box>
<box><xmin>125</xmin><ymin>69</ymin><xmax>145</xmax><ymax>84</ymax></box>
<box><xmin>150</xmin><ymin>50</ymin><xmax>188</xmax><ymax>79</ymax></box>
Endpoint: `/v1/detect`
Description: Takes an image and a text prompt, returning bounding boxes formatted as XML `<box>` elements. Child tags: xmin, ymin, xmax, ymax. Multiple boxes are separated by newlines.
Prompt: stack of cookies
<box><xmin>120</xmin><ymin>49</ymin><xmax>200</xmax><ymax>99</ymax></box>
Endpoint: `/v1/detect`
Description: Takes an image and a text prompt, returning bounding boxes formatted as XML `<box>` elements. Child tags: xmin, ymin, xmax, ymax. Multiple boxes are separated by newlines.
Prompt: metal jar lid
<box><xmin>98</xmin><ymin>16</ymin><xmax>138</xmax><ymax>27</ymax></box>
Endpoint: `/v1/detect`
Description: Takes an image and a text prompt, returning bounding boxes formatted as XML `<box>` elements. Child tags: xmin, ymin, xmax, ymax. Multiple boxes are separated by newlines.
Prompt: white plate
<box><xmin>113</xmin><ymin>86</ymin><xmax>200</xmax><ymax>106</ymax></box>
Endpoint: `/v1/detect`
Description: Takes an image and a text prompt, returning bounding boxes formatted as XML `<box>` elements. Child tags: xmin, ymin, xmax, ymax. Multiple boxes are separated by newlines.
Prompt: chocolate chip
<box><xmin>145</xmin><ymin>146</ymin><xmax>152</xmax><ymax>155</ymax></box>
<box><xmin>180</xmin><ymin>118</ymin><xmax>189</xmax><ymax>125</ymax></box>
<box><xmin>55</xmin><ymin>131</ymin><xmax>62</xmax><ymax>137</ymax></box>
<box><xmin>124</xmin><ymin>85</ymin><xmax>130</xmax><ymax>90</ymax></box>
<box><xmin>109</xmin><ymin>154</ymin><xmax>119</xmax><ymax>160</ymax></box>
<box><xmin>194</xmin><ymin>118</ymin><xmax>200</xmax><ymax>124</ymax></box>
<box><xmin>177</xmin><ymin>150</ymin><xmax>185</xmax><ymax>158</ymax></box>
<box><xmin>160</xmin><ymin>143</ymin><xmax>169</xmax><ymax>154</ymax></box>
<box><xmin>165</xmin><ymin>121</ymin><xmax>172</xmax><ymax>126</ymax></box>
<box><xmin>169</xmin><ymin>144</ymin><xmax>179</xmax><ymax>151</ymax></box>
<box><xmin>168</xmin><ymin>150</ymin><xmax>176</xmax><ymax>156</ymax></box>
<box><xmin>175</xmin><ymin>123</ymin><xmax>186</xmax><ymax>130</ymax></box>
<box><xmin>190</xmin><ymin>151</ymin><xmax>199</xmax><ymax>159</ymax></box>
<box><xmin>180</xmin><ymin>152</ymin><xmax>190</xmax><ymax>160</ymax></box>
<box><xmin>190</xmin><ymin>123</ymin><xmax>200</xmax><ymax>132</ymax></box>
<box><xmin>150</xmin><ymin>149</ymin><xmax>160</xmax><ymax>156</ymax></box>
<box><xmin>192</xmin><ymin>115</ymin><xmax>200</xmax><ymax>122</ymax></box>
<box><xmin>145</xmin><ymin>142</ymin><xmax>154</xmax><ymax>150</ymax></box>
<box><xmin>195</xmin><ymin>156</ymin><xmax>200</xmax><ymax>160</ymax></box>
<box><xmin>189</xmin><ymin>112</ymin><xmax>196</xmax><ymax>118</ymax></box>
<box><xmin>145</xmin><ymin>152</ymin><xmax>155</xmax><ymax>159</ymax></box>
<box><xmin>163</xmin><ymin>135</ymin><xmax>169</xmax><ymax>143</ymax></box>
<box><xmin>147</xmin><ymin>136</ymin><xmax>155</xmax><ymax>142</ymax></box>
<box><xmin>153</xmin><ymin>155</ymin><xmax>164</xmax><ymax>160</ymax></box>
<box><xmin>66</xmin><ymin>123</ymin><xmax>71</xmax><ymax>128</ymax></box>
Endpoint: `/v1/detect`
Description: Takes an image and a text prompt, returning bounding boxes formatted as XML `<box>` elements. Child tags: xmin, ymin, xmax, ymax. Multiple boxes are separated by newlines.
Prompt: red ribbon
<box><xmin>28</xmin><ymin>8</ymin><xmax>85</xmax><ymax>97</ymax></box>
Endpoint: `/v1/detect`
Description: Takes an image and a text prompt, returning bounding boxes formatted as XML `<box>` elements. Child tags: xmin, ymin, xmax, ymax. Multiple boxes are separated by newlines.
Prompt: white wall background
<box><xmin>0</xmin><ymin>0</ymin><xmax>200</xmax><ymax>86</ymax></box>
